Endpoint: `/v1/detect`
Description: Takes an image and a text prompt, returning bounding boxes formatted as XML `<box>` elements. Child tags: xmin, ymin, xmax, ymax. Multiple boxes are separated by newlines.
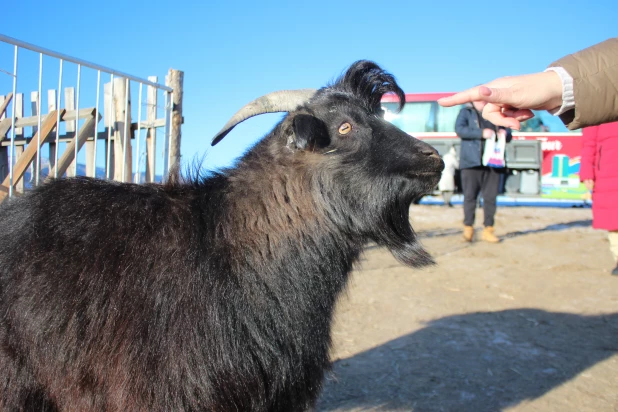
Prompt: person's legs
<box><xmin>462</xmin><ymin>168</ymin><xmax>482</xmax><ymax>225</ymax></box>
<box><xmin>480</xmin><ymin>168</ymin><xmax>502</xmax><ymax>242</ymax></box>
<box><xmin>481</xmin><ymin>168</ymin><xmax>501</xmax><ymax>227</ymax></box>
<box><xmin>461</xmin><ymin>168</ymin><xmax>482</xmax><ymax>241</ymax></box>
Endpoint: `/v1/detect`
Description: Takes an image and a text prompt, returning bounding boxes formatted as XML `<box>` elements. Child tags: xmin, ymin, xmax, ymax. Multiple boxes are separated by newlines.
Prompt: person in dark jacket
<box><xmin>456</xmin><ymin>100</ymin><xmax>512</xmax><ymax>243</ymax></box>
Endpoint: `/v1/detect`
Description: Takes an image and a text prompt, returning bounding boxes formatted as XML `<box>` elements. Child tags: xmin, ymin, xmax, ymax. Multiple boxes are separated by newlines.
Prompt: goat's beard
<box><xmin>317</xmin><ymin>172</ymin><xmax>435</xmax><ymax>268</ymax></box>
<box><xmin>373</xmin><ymin>191</ymin><xmax>435</xmax><ymax>268</ymax></box>
<box><xmin>353</xmin><ymin>176</ymin><xmax>435</xmax><ymax>268</ymax></box>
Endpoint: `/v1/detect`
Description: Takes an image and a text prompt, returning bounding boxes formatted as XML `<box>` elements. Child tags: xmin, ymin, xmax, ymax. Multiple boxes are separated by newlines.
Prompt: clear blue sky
<box><xmin>3</xmin><ymin>0</ymin><xmax>617</xmax><ymax>172</ymax></box>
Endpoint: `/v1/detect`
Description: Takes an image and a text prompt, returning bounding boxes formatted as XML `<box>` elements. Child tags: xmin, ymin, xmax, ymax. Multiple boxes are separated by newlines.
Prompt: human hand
<box><xmin>497</xmin><ymin>129</ymin><xmax>507</xmax><ymax>139</ymax></box>
<box><xmin>482</xmin><ymin>129</ymin><xmax>495</xmax><ymax>139</ymax></box>
<box><xmin>583</xmin><ymin>179</ymin><xmax>594</xmax><ymax>192</ymax></box>
<box><xmin>438</xmin><ymin>71</ymin><xmax>563</xmax><ymax>130</ymax></box>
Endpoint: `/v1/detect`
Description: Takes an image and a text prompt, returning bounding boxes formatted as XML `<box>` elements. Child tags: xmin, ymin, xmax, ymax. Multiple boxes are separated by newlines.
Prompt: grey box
<box><xmin>506</xmin><ymin>140</ymin><xmax>542</xmax><ymax>169</ymax></box>
<box><xmin>505</xmin><ymin>171</ymin><xmax>521</xmax><ymax>194</ymax></box>
<box><xmin>519</xmin><ymin>170</ymin><xmax>540</xmax><ymax>195</ymax></box>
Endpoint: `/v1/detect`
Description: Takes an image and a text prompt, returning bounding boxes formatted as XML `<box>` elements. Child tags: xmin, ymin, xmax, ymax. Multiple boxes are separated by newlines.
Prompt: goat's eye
<box><xmin>338</xmin><ymin>122</ymin><xmax>352</xmax><ymax>135</ymax></box>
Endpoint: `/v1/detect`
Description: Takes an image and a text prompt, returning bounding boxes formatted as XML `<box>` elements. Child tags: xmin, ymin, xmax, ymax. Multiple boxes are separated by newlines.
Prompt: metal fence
<box><xmin>0</xmin><ymin>34</ymin><xmax>183</xmax><ymax>201</ymax></box>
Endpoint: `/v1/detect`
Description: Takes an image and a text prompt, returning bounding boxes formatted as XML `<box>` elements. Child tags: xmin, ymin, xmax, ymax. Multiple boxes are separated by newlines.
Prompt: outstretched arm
<box><xmin>438</xmin><ymin>72</ymin><xmax>563</xmax><ymax>130</ymax></box>
<box><xmin>438</xmin><ymin>37</ymin><xmax>618</xmax><ymax>130</ymax></box>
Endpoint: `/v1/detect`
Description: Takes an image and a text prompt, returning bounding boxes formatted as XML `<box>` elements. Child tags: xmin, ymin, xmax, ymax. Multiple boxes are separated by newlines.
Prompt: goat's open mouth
<box><xmin>404</xmin><ymin>170</ymin><xmax>443</xmax><ymax>189</ymax></box>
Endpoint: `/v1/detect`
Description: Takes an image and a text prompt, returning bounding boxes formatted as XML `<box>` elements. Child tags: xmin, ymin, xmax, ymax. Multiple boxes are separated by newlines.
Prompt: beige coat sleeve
<box><xmin>549</xmin><ymin>37</ymin><xmax>618</xmax><ymax>130</ymax></box>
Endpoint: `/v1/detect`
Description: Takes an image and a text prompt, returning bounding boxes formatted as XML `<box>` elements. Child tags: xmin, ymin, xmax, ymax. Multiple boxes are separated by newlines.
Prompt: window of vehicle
<box><xmin>435</xmin><ymin>104</ymin><xmax>462</xmax><ymax>132</ymax></box>
<box><xmin>382</xmin><ymin>102</ymin><xmax>435</xmax><ymax>133</ymax></box>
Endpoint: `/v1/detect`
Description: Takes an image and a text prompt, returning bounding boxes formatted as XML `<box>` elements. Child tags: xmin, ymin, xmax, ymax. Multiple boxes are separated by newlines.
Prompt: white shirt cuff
<box><xmin>544</xmin><ymin>66</ymin><xmax>575</xmax><ymax>116</ymax></box>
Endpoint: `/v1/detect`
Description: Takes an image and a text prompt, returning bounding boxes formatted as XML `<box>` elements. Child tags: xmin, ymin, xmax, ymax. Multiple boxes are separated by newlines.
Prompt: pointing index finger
<box><xmin>437</xmin><ymin>86</ymin><xmax>492</xmax><ymax>107</ymax></box>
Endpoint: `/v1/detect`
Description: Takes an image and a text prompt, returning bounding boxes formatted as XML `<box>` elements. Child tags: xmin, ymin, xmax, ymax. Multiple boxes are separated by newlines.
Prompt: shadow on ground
<box><xmin>412</xmin><ymin>220</ymin><xmax>592</xmax><ymax>241</ymax></box>
<box><xmin>503</xmin><ymin>220</ymin><xmax>592</xmax><ymax>239</ymax></box>
<box><xmin>317</xmin><ymin>309</ymin><xmax>618</xmax><ymax>411</ymax></box>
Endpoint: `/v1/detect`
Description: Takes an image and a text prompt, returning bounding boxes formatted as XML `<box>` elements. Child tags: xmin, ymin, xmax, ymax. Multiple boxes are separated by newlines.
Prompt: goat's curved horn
<box><xmin>211</xmin><ymin>89</ymin><xmax>317</xmax><ymax>146</ymax></box>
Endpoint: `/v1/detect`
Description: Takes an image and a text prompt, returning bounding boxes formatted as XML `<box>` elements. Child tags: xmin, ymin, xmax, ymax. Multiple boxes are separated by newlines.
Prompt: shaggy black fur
<box><xmin>0</xmin><ymin>60</ymin><xmax>443</xmax><ymax>411</ymax></box>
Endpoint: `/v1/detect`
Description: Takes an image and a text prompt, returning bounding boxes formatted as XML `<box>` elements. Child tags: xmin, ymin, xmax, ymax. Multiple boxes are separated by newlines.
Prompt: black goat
<box><xmin>0</xmin><ymin>60</ymin><xmax>443</xmax><ymax>411</ymax></box>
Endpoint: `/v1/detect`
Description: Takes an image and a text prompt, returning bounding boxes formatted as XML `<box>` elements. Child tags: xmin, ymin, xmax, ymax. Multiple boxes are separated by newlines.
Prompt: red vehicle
<box><xmin>381</xmin><ymin>92</ymin><xmax>618</xmax><ymax>201</ymax></box>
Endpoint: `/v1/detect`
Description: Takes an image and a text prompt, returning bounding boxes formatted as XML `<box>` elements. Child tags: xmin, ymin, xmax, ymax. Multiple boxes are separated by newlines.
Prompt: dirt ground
<box><xmin>316</xmin><ymin>204</ymin><xmax>618</xmax><ymax>412</ymax></box>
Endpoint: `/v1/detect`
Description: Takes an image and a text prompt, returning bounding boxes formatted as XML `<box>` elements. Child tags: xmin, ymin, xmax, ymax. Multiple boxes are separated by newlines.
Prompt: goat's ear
<box><xmin>292</xmin><ymin>114</ymin><xmax>331</xmax><ymax>150</ymax></box>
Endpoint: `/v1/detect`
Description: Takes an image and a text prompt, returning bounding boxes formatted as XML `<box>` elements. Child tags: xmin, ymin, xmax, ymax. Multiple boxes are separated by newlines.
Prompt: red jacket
<box><xmin>580</xmin><ymin>122</ymin><xmax>618</xmax><ymax>231</ymax></box>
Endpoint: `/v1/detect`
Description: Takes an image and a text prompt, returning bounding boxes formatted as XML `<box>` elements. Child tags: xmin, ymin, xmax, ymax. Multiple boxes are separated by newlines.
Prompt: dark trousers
<box><xmin>461</xmin><ymin>167</ymin><xmax>503</xmax><ymax>227</ymax></box>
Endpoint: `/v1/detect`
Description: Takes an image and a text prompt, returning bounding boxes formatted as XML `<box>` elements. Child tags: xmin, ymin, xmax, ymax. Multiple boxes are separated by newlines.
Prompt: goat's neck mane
<box><xmin>216</xmin><ymin>151</ymin><xmax>350</xmax><ymax>263</ymax></box>
<box><xmin>214</xmin><ymin>153</ymin><xmax>432</xmax><ymax>271</ymax></box>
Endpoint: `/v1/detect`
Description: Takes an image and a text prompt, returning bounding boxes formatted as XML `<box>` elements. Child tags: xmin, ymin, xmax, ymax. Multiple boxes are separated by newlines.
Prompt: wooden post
<box><xmin>146</xmin><ymin>76</ymin><xmax>157</xmax><ymax>183</ymax></box>
<box><xmin>86</xmin><ymin>137</ymin><xmax>95</xmax><ymax>177</ymax></box>
<box><xmin>113</xmin><ymin>78</ymin><xmax>131</xmax><ymax>182</ymax></box>
<box><xmin>30</xmin><ymin>92</ymin><xmax>40</xmax><ymax>181</ymax></box>
<box><xmin>104</xmin><ymin>82</ymin><xmax>115</xmax><ymax>179</ymax></box>
<box><xmin>31</xmin><ymin>92</ymin><xmax>39</xmax><ymax>135</ymax></box>
<box><xmin>166</xmin><ymin>69</ymin><xmax>183</xmax><ymax>175</ymax></box>
<box><xmin>84</xmin><ymin>84</ymin><xmax>96</xmax><ymax>177</ymax></box>
<box><xmin>14</xmin><ymin>93</ymin><xmax>23</xmax><ymax>139</ymax></box>
<box><xmin>0</xmin><ymin>94</ymin><xmax>5</xmax><ymax>182</ymax></box>
<box><xmin>64</xmin><ymin>87</ymin><xmax>76</xmax><ymax>134</ymax></box>
<box><xmin>12</xmin><ymin>146</ymin><xmax>24</xmax><ymax>193</ymax></box>
<box><xmin>0</xmin><ymin>94</ymin><xmax>13</xmax><ymax>182</ymax></box>
<box><xmin>85</xmin><ymin>86</ymin><xmax>97</xmax><ymax>177</ymax></box>
<box><xmin>14</xmin><ymin>93</ymin><xmax>24</xmax><ymax>192</ymax></box>
<box><xmin>64</xmin><ymin>87</ymin><xmax>76</xmax><ymax>177</ymax></box>
<box><xmin>47</xmin><ymin>90</ymin><xmax>57</xmax><ymax>174</ymax></box>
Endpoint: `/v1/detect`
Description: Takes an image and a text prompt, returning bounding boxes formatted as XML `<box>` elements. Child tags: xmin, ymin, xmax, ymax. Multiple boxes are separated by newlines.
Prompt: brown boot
<box><xmin>463</xmin><ymin>225</ymin><xmax>474</xmax><ymax>242</ymax></box>
<box><xmin>482</xmin><ymin>226</ymin><xmax>500</xmax><ymax>243</ymax></box>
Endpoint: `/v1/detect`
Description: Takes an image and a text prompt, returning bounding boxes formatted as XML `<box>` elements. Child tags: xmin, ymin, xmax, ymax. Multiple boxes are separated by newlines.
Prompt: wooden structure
<box><xmin>0</xmin><ymin>69</ymin><xmax>184</xmax><ymax>203</ymax></box>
